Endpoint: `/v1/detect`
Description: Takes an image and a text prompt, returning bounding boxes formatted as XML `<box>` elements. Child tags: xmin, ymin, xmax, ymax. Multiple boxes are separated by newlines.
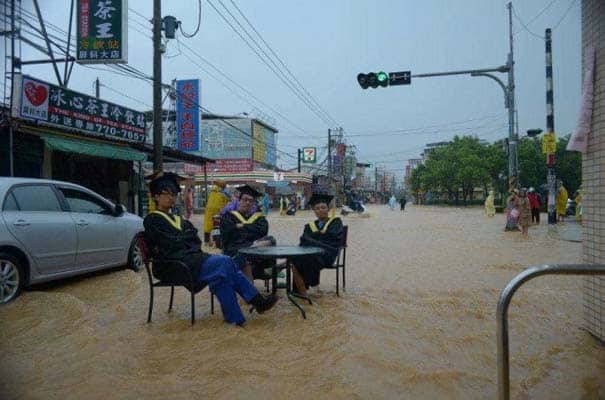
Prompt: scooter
<box><xmin>341</xmin><ymin>200</ymin><xmax>366</xmax><ymax>215</ymax></box>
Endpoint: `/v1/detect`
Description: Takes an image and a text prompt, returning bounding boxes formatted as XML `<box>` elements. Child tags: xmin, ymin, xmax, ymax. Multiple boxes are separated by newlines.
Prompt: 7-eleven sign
<box><xmin>302</xmin><ymin>147</ymin><xmax>316</xmax><ymax>163</ymax></box>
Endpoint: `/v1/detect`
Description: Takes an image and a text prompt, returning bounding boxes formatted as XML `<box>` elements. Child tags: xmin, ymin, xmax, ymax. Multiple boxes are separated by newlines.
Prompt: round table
<box><xmin>238</xmin><ymin>246</ymin><xmax>324</xmax><ymax>319</ymax></box>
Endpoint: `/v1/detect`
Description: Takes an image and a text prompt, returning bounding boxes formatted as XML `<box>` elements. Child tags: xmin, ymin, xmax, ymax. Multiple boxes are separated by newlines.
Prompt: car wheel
<box><xmin>127</xmin><ymin>238</ymin><xmax>144</xmax><ymax>272</ymax></box>
<box><xmin>0</xmin><ymin>253</ymin><xmax>24</xmax><ymax>304</ymax></box>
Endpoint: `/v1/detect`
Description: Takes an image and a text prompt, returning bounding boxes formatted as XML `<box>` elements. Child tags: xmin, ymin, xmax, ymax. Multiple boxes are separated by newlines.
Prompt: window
<box><xmin>59</xmin><ymin>188</ymin><xmax>111</xmax><ymax>214</ymax></box>
<box><xmin>10</xmin><ymin>185</ymin><xmax>63</xmax><ymax>212</ymax></box>
<box><xmin>2</xmin><ymin>192</ymin><xmax>19</xmax><ymax>211</ymax></box>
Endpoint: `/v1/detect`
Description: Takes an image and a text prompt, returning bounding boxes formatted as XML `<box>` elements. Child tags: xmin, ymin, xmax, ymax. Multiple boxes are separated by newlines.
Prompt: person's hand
<box><xmin>236</xmin><ymin>223</ymin><xmax>244</xmax><ymax>229</ymax></box>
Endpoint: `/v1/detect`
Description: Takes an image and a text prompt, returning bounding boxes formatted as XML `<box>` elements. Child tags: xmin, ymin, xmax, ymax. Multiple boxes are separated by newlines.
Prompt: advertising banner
<box><xmin>208</xmin><ymin>158</ymin><xmax>253</xmax><ymax>173</ymax></box>
<box><xmin>77</xmin><ymin>0</ymin><xmax>128</xmax><ymax>63</ymax></box>
<box><xmin>175</xmin><ymin>79</ymin><xmax>200</xmax><ymax>152</ymax></box>
<box><xmin>12</xmin><ymin>74</ymin><xmax>146</xmax><ymax>143</ymax></box>
<box><xmin>252</xmin><ymin>121</ymin><xmax>266</xmax><ymax>163</ymax></box>
<box><xmin>202</xmin><ymin>119</ymin><xmax>252</xmax><ymax>159</ymax></box>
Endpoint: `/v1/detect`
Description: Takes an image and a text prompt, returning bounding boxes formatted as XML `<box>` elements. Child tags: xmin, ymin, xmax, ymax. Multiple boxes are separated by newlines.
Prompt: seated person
<box><xmin>220</xmin><ymin>185</ymin><xmax>274</xmax><ymax>280</ymax></box>
<box><xmin>291</xmin><ymin>193</ymin><xmax>345</xmax><ymax>298</ymax></box>
<box><xmin>143</xmin><ymin>172</ymin><xmax>278</xmax><ymax>326</ymax></box>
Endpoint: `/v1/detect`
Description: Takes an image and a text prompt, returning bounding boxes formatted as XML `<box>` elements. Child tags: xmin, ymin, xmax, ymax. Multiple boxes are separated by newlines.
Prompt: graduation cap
<box><xmin>308</xmin><ymin>193</ymin><xmax>333</xmax><ymax>207</ymax></box>
<box><xmin>146</xmin><ymin>171</ymin><xmax>188</xmax><ymax>195</ymax></box>
<box><xmin>237</xmin><ymin>184</ymin><xmax>262</xmax><ymax>199</ymax></box>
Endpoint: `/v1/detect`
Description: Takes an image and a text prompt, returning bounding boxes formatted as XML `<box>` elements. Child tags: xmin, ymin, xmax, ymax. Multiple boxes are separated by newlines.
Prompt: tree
<box><xmin>518</xmin><ymin>137</ymin><xmax>547</xmax><ymax>191</ymax></box>
<box><xmin>555</xmin><ymin>135</ymin><xmax>582</xmax><ymax>194</ymax></box>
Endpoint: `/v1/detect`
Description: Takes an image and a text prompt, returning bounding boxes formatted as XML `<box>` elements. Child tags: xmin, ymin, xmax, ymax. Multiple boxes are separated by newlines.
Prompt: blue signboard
<box><xmin>175</xmin><ymin>79</ymin><xmax>200</xmax><ymax>152</ymax></box>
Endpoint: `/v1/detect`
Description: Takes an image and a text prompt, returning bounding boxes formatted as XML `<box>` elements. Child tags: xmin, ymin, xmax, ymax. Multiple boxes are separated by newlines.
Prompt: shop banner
<box><xmin>208</xmin><ymin>158</ymin><xmax>253</xmax><ymax>173</ymax></box>
<box><xmin>76</xmin><ymin>0</ymin><xmax>128</xmax><ymax>63</ymax></box>
<box><xmin>175</xmin><ymin>79</ymin><xmax>201</xmax><ymax>152</ymax></box>
<box><xmin>12</xmin><ymin>74</ymin><xmax>146</xmax><ymax>143</ymax></box>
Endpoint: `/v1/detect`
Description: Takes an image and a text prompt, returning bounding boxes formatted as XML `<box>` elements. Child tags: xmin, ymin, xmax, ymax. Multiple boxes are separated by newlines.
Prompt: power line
<box><xmin>5</xmin><ymin>11</ymin><xmax>299</xmax><ymax>164</ymax></box>
<box><xmin>121</xmin><ymin>7</ymin><xmax>318</xmax><ymax>139</ymax></box>
<box><xmin>552</xmin><ymin>0</ymin><xmax>579</xmax><ymax>31</ymax></box>
<box><xmin>227</xmin><ymin>0</ymin><xmax>338</xmax><ymax>127</ymax></box>
<box><xmin>206</xmin><ymin>0</ymin><xmax>336</xmax><ymax>127</ymax></box>
<box><xmin>513</xmin><ymin>0</ymin><xmax>559</xmax><ymax>36</ymax></box>
<box><xmin>512</xmin><ymin>6</ymin><xmax>545</xmax><ymax>39</ymax></box>
<box><xmin>175</xmin><ymin>39</ymin><xmax>311</xmax><ymax>138</ymax></box>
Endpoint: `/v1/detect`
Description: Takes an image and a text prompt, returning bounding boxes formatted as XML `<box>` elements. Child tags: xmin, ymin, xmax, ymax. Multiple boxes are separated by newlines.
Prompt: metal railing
<box><xmin>497</xmin><ymin>264</ymin><xmax>605</xmax><ymax>400</ymax></box>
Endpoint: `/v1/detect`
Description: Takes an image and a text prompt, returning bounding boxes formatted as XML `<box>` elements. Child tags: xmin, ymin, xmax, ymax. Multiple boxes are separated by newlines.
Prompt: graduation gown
<box><xmin>143</xmin><ymin>211</ymin><xmax>210</xmax><ymax>282</ymax></box>
<box><xmin>294</xmin><ymin>217</ymin><xmax>344</xmax><ymax>288</ymax></box>
<box><xmin>220</xmin><ymin>210</ymin><xmax>269</xmax><ymax>257</ymax></box>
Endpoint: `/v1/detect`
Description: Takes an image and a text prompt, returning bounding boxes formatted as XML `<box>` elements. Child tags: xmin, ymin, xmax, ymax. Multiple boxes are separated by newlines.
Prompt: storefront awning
<box><xmin>43</xmin><ymin>135</ymin><xmax>147</xmax><ymax>162</ymax></box>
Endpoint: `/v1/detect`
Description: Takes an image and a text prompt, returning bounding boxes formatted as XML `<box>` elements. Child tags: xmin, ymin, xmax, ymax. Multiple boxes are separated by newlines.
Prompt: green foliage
<box><xmin>410</xmin><ymin>134</ymin><xmax>581</xmax><ymax>205</ymax></box>
<box><xmin>555</xmin><ymin>135</ymin><xmax>582</xmax><ymax>194</ymax></box>
<box><xmin>518</xmin><ymin>137</ymin><xmax>546</xmax><ymax>189</ymax></box>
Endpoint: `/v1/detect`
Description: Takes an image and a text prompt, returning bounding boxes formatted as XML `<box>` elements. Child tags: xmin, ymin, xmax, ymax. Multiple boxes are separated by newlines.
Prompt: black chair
<box><xmin>323</xmin><ymin>225</ymin><xmax>348</xmax><ymax>296</ymax></box>
<box><xmin>137</xmin><ymin>233</ymin><xmax>214</xmax><ymax>325</ymax></box>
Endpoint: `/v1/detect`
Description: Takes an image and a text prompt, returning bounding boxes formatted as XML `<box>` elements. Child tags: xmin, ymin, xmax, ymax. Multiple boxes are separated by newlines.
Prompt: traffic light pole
<box><xmin>358</xmin><ymin>2</ymin><xmax>518</xmax><ymax>190</ymax></box>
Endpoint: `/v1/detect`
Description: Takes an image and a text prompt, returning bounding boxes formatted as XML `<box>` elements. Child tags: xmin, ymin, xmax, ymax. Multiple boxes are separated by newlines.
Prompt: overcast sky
<box><xmin>2</xmin><ymin>0</ymin><xmax>582</xmax><ymax>175</ymax></box>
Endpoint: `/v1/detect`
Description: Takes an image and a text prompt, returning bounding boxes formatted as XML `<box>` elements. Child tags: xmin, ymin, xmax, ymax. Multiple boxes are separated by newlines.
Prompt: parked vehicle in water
<box><xmin>0</xmin><ymin>177</ymin><xmax>144</xmax><ymax>304</ymax></box>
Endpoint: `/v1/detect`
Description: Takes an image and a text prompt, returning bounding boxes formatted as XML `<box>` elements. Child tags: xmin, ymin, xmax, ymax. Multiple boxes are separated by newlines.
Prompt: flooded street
<box><xmin>1</xmin><ymin>205</ymin><xmax>603</xmax><ymax>399</ymax></box>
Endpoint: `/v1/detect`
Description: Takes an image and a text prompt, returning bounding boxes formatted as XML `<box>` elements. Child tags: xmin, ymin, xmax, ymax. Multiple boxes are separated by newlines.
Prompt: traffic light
<box><xmin>526</xmin><ymin>129</ymin><xmax>543</xmax><ymax>137</ymax></box>
<box><xmin>357</xmin><ymin>71</ymin><xmax>389</xmax><ymax>89</ymax></box>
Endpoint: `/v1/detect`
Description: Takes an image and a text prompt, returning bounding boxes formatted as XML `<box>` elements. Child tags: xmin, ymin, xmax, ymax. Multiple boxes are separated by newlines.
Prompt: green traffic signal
<box><xmin>357</xmin><ymin>71</ymin><xmax>389</xmax><ymax>89</ymax></box>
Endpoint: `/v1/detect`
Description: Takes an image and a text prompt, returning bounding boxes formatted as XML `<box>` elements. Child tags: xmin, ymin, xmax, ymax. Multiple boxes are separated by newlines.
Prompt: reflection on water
<box><xmin>1</xmin><ymin>205</ymin><xmax>603</xmax><ymax>399</ymax></box>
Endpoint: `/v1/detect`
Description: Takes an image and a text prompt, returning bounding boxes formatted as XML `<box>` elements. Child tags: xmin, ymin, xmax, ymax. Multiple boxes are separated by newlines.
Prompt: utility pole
<box><xmin>152</xmin><ymin>0</ymin><xmax>163</xmax><ymax>172</ymax></box>
<box><xmin>545</xmin><ymin>28</ymin><xmax>557</xmax><ymax>225</ymax></box>
<box><xmin>327</xmin><ymin>128</ymin><xmax>332</xmax><ymax>191</ymax></box>
<box><xmin>8</xmin><ymin>0</ymin><xmax>16</xmax><ymax>176</ymax></box>
<box><xmin>506</xmin><ymin>2</ymin><xmax>518</xmax><ymax>190</ymax></box>
<box><xmin>297</xmin><ymin>148</ymin><xmax>302</xmax><ymax>173</ymax></box>
<box><xmin>374</xmin><ymin>165</ymin><xmax>378</xmax><ymax>201</ymax></box>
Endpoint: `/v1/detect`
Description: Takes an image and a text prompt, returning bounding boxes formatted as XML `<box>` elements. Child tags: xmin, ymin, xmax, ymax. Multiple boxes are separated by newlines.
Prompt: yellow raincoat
<box><xmin>555</xmin><ymin>185</ymin><xmax>568</xmax><ymax>218</ymax></box>
<box><xmin>203</xmin><ymin>185</ymin><xmax>229</xmax><ymax>234</ymax></box>
<box><xmin>484</xmin><ymin>191</ymin><xmax>495</xmax><ymax>217</ymax></box>
<box><xmin>574</xmin><ymin>190</ymin><xmax>582</xmax><ymax>223</ymax></box>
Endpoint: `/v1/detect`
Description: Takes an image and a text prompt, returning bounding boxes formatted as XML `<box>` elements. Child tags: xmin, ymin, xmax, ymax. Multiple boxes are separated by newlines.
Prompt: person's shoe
<box><xmin>250</xmin><ymin>293</ymin><xmax>279</xmax><ymax>314</ymax></box>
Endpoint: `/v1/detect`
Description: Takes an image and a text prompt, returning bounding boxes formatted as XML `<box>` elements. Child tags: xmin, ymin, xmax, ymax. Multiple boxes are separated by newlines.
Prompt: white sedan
<box><xmin>0</xmin><ymin>177</ymin><xmax>144</xmax><ymax>303</ymax></box>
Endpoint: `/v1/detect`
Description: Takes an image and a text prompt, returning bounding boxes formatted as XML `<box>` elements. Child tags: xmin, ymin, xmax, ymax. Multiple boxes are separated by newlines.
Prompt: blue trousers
<box><xmin>199</xmin><ymin>255</ymin><xmax>259</xmax><ymax>325</ymax></box>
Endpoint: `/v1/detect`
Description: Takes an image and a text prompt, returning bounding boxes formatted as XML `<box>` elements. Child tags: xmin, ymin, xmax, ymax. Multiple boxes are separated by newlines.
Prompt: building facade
<box><xmin>582</xmin><ymin>0</ymin><xmax>605</xmax><ymax>342</ymax></box>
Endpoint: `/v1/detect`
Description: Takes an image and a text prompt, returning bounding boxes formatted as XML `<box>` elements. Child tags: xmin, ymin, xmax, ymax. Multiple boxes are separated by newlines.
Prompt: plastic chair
<box><xmin>323</xmin><ymin>225</ymin><xmax>348</xmax><ymax>296</ymax></box>
<box><xmin>137</xmin><ymin>233</ymin><xmax>214</xmax><ymax>325</ymax></box>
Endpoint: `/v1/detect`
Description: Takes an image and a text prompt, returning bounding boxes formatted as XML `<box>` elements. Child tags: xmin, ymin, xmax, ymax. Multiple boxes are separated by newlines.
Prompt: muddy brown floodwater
<box><xmin>1</xmin><ymin>205</ymin><xmax>604</xmax><ymax>399</ymax></box>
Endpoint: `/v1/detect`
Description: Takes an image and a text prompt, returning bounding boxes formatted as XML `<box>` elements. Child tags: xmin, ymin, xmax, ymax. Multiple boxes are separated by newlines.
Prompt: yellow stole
<box><xmin>309</xmin><ymin>217</ymin><xmax>336</xmax><ymax>233</ymax></box>
<box><xmin>230</xmin><ymin>211</ymin><xmax>264</xmax><ymax>224</ymax></box>
<box><xmin>150</xmin><ymin>210</ymin><xmax>182</xmax><ymax>230</ymax></box>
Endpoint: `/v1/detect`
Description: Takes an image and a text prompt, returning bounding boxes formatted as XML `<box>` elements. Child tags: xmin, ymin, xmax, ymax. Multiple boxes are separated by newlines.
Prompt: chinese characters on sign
<box><xmin>77</xmin><ymin>0</ymin><xmax>127</xmax><ymax>63</ymax></box>
<box><xmin>208</xmin><ymin>159</ymin><xmax>253</xmax><ymax>173</ymax></box>
<box><xmin>175</xmin><ymin>79</ymin><xmax>201</xmax><ymax>152</ymax></box>
<box><xmin>14</xmin><ymin>74</ymin><xmax>146</xmax><ymax>143</ymax></box>
<box><xmin>542</xmin><ymin>132</ymin><xmax>557</xmax><ymax>154</ymax></box>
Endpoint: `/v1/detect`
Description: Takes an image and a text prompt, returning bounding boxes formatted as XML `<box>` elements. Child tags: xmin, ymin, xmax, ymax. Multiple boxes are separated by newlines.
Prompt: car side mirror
<box><xmin>114</xmin><ymin>204</ymin><xmax>125</xmax><ymax>216</ymax></box>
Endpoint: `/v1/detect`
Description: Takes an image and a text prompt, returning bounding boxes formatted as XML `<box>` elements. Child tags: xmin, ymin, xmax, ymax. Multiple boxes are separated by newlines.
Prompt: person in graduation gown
<box><xmin>291</xmin><ymin>193</ymin><xmax>345</xmax><ymax>298</ymax></box>
<box><xmin>143</xmin><ymin>172</ymin><xmax>278</xmax><ymax>326</ymax></box>
<box><xmin>220</xmin><ymin>185</ymin><xmax>275</xmax><ymax>280</ymax></box>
